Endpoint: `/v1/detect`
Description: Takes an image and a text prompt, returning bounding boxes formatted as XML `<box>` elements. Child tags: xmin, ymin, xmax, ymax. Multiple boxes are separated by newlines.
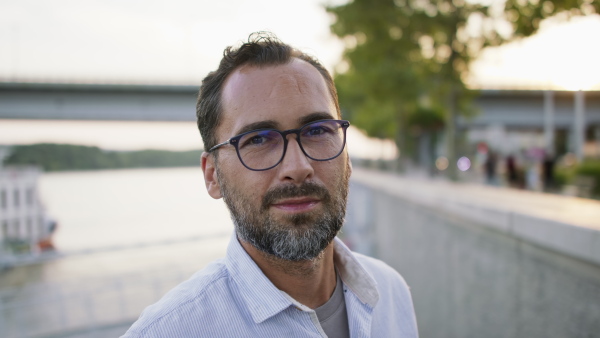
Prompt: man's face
<box><xmin>203</xmin><ymin>58</ymin><xmax>350</xmax><ymax>261</ymax></box>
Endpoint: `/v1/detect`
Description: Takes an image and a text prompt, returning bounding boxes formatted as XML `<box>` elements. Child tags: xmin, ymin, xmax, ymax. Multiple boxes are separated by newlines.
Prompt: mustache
<box><xmin>261</xmin><ymin>182</ymin><xmax>331</xmax><ymax>210</ymax></box>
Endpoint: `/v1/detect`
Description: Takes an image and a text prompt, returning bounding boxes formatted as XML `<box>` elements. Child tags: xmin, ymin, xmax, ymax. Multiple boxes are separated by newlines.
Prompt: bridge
<box><xmin>2</xmin><ymin>82</ymin><xmax>599</xmax><ymax>160</ymax></box>
<box><xmin>0</xmin><ymin>82</ymin><xmax>198</xmax><ymax>121</ymax></box>
<box><xmin>1</xmin><ymin>82</ymin><xmax>599</xmax><ymax>125</ymax></box>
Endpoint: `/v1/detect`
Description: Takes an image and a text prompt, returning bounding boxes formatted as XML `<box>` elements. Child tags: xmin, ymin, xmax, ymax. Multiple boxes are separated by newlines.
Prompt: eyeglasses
<box><xmin>209</xmin><ymin>119</ymin><xmax>350</xmax><ymax>171</ymax></box>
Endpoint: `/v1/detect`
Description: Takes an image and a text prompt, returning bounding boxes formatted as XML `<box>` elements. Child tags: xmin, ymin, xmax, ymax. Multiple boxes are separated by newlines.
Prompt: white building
<box><xmin>0</xmin><ymin>165</ymin><xmax>52</xmax><ymax>257</ymax></box>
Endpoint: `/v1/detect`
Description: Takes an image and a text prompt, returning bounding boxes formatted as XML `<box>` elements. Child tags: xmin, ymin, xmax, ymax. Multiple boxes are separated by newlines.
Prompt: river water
<box><xmin>0</xmin><ymin>167</ymin><xmax>234</xmax><ymax>337</ymax></box>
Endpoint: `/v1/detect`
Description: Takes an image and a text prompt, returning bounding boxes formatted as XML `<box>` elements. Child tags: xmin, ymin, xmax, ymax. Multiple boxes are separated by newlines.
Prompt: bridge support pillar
<box><xmin>543</xmin><ymin>91</ymin><xmax>554</xmax><ymax>156</ymax></box>
<box><xmin>574</xmin><ymin>90</ymin><xmax>585</xmax><ymax>161</ymax></box>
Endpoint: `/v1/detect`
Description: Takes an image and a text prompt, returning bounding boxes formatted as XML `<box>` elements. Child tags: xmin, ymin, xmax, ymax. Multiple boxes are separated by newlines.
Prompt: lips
<box><xmin>260</xmin><ymin>182</ymin><xmax>330</xmax><ymax>213</ymax></box>
<box><xmin>270</xmin><ymin>197</ymin><xmax>320</xmax><ymax>213</ymax></box>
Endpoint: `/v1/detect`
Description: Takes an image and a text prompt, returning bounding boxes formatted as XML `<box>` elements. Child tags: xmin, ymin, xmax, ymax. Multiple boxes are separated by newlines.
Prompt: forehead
<box><xmin>219</xmin><ymin>58</ymin><xmax>336</xmax><ymax>136</ymax></box>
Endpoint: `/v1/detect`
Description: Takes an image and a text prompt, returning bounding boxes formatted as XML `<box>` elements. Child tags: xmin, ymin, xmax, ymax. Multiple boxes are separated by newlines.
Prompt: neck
<box><xmin>239</xmin><ymin>238</ymin><xmax>337</xmax><ymax>309</ymax></box>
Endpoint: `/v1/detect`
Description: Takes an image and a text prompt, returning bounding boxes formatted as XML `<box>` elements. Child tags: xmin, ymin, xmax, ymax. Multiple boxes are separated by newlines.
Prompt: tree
<box><xmin>4</xmin><ymin>144</ymin><xmax>202</xmax><ymax>171</ymax></box>
<box><xmin>327</xmin><ymin>0</ymin><xmax>599</xmax><ymax>177</ymax></box>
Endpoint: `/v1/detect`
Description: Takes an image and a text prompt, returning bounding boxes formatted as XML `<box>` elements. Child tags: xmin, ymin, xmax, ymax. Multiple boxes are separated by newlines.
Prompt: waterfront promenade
<box><xmin>346</xmin><ymin>167</ymin><xmax>600</xmax><ymax>338</ymax></box>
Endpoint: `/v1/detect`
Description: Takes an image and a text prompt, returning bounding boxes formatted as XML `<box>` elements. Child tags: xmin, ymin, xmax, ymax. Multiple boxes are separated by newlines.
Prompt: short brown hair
<box><xmin>196</xmin><ymin>32</ymin><xmax>340</xmax><ymax>151</ymax></box>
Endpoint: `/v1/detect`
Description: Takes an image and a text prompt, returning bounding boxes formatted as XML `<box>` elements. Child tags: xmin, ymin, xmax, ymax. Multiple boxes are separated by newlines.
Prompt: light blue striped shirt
<box><xmin>123</xmin><ymin>234</ymin><xmax>418</xmax><ymax>337</ymax></box>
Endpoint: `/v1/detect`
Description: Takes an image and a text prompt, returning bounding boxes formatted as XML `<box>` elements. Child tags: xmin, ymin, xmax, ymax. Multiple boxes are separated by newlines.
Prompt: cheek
<box><xmin>315</xmin><ymin>156</ymin><xmax>349</xmax><ymax>187</ymax></box>
<box><xmin>220</xmin><ymin>161</ymin><xmax>271</xmax><ymax>199</ymax></box>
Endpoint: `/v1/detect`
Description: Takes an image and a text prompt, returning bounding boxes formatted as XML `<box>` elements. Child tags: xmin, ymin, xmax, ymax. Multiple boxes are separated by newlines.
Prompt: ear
<box><xmin>201</xmin><ymin>152</ymin><xmax>222</xmax><ymax>199</ymax></box>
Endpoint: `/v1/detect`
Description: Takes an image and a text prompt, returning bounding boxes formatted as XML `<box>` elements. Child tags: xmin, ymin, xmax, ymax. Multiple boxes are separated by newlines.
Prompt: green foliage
<box><xmin>554</xmin><ymin>159</ymin><xmax>600</xmax><ymax>198</ymax></box>
<box><xmin>327</xmin><ymin>0</ymin><xmax>487</xmax><ymax>144</ymax></box>
<box><xmin>505</xmin><ymin>0</ymin><xmax>599</xmax><ymax>38</ymax></box>
<box><xmin>553</xmin><ymin>166</ymin><xmax>574</xmax><ymax>186</ymax></box>
<box><xmin>575</xmin><ymin>159</ymin><xmax>600</xmax><ymax>197</ymax></box>
<box><xmin>327</xmin><ymin>0</ymin><xmax>597</xmax><ymax>168</ymax></box>
<box><xmin>4</xmin><ymin>144</ymin><xmax>202</xmax><ymax>171</ymax></box>
<box><xmin>407</xmin><ymin>106</ymin><xmax>445</xmax><ymax>131</ymax></box>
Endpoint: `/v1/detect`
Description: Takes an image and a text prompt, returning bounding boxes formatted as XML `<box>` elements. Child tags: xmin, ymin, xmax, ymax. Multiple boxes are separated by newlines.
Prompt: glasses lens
<box><xmin>300</xmin><ymin>120</ymin><xmax>346</xmax><ymax>160</ymax></box>
<box><xmin>237</xmin><ymin>130</ymin><xmax>284</xmax><ymax>170</ymax></box>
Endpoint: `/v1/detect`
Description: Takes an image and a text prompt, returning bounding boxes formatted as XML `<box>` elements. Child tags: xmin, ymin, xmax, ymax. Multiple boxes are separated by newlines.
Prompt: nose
<box><xmin>276</xmin><ymin>135</ymin><xmax>314</xmax><ymax>183</ymax></box>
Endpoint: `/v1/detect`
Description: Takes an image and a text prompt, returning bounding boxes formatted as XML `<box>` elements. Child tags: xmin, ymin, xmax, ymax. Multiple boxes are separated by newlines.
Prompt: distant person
<box><xmin>123</xmin><ymin>33</ymin><xmax>418</xmax><ymax>337</ymax></box>
<box><xmin>542</xmin><ymin>153</ymin><xmax>555</xmax><ymax>190</ymax></box>
<box><xmin>506</xmin><ymin>154</ymin><xmax>518</xmax><ymax>187</ymax></box>
<box><xmin>484</xmin><ymin>151</ymin><xmax>497</xmax><ymax>185</ymax></box>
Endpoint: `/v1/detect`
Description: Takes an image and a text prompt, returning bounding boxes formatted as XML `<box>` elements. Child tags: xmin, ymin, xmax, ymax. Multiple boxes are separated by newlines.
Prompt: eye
<box><xmin>302</xmin><ymin>123</ymin><xmax>334</xmax><ymax>137</ymax></box>
<box><xmin>239</xmin><ymin>130</ymin><xmax>280</xmax><ymax>148</ymax></box>
<box><xmin>241</xmin><ymin>135</ymin><xmax>267</xmax><ymax>147</ymax></box>
<box><xmin>308</xmin><ymin>127</ymin><xmax>325</xmax><ymax>136</ymax></box>
<box><xmin>248</xmin><ymin>135</ymin><xmax>266</xmax><ymax>145</ymax></box>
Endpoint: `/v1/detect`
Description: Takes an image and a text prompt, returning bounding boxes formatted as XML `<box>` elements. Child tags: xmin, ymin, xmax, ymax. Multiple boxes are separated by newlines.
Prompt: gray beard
<box><xmin>217</xmin><ymin>168</ymin><xmax>348</xmax><ymax>261</ymax></box>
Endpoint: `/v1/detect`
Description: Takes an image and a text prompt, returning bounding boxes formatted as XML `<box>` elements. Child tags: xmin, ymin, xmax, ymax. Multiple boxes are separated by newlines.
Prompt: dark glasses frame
<box><xmin>208</xmin><ymin>119</ymin><xmax>350</xmax><ymax>171</ymax></box>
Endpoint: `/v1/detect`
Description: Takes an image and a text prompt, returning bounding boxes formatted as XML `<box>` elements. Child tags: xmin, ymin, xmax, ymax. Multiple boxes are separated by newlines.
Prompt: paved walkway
<box><xmin>351</xmin><ymin>167</ymin><xmax>600</xmax><ymax>265</ymax></box>
<box><xmin>352</xmin><ymin>167</ymin><xmax>600</xmax><ymax>230</ymax></box>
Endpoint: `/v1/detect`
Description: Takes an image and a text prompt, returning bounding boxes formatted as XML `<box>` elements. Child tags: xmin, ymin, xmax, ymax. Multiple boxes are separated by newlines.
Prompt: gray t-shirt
<box><xmin>315</xmin><ymin>272</ymin><xmax>350</xmax><ymax>338</ymax></box>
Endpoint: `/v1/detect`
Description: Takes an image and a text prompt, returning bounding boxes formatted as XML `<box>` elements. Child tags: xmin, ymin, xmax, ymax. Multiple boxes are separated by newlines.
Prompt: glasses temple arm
<box><xmin>208</xmin><ymin>139</ymin><xmax>232</xmax><ymax>152</ymax></box>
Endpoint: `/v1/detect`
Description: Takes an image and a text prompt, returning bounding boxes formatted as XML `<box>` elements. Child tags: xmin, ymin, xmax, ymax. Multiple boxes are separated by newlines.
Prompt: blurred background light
<box><xmin>457</xmin><ymin>156</ymin><xmax>471</xmax><ymax>172</ymax></box>
<box><xmin>435</xmin><ymin>156</ymin><xmax>449</xmax><ymax>171</ymax></box>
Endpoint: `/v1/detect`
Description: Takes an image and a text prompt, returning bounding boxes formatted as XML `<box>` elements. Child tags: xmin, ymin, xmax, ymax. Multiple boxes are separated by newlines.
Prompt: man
<box><xmin>123</xmin><ymin>32</ymin><xmax>418</xmax><ymax>338</ymax></box>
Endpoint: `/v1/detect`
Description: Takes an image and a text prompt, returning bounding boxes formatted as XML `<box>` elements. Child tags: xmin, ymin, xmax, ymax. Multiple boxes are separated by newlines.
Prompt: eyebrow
<box><xmin>235</xmin><ymin>120</ymin><xmax>279</xmax><ymax>136</ymax></box>
<box><xmin>297</xmin><ymin>112</ymin><xmax>336</xmax><ymax>126</ymax></box>
<box><xmin>233</xmin><ymin>112</ymin><xmax>336</xmax><ymax>136</ymax></box>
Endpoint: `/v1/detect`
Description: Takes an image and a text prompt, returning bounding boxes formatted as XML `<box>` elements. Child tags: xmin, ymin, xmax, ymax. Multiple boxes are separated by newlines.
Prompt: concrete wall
<box><xmin>344</xmin><ymin>168</ymin><xmax>600</xmax><ymax>338</ymax></box>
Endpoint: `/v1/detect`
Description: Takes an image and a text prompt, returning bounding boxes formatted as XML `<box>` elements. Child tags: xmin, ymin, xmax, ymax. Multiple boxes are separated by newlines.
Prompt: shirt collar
<box><xmin>225</xmin><ymin>233</ymin><xmax>293</xmax><ymax>323</ymax></box>
<box><xmin>332</xmin><ymin>237</ymin><xmax>380</xmax><ymax>307</ymax></box>
<box><xmin>224</xmin><ymin>233</ymin><xmax>380</xmax><ymax>323</ymax></box>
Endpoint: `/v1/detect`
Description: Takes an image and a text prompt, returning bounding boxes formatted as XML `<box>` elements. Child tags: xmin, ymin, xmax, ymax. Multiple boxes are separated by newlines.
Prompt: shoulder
<box><xmin>122</xmin><ymin>258</ymin><xmax>233</xmax><ymax>337</ymax></box>
<box><xmin>351</xmin><ymin>252</ymin><xmax>418</xmax><ymax>337</ymax></box>
<box><xmin>353</xmin><ymin>252</ymin><xmax>413</xmax><ymax>302</ymax></box>
<box><xmin>353</xmin><ymin>252</ymin><xmax>407</xmax><ymax>283</ymax></box>
<box><xmin>333</xmin><ymin>238</ymin><xmax>413</xmax><ymax>302</ymax></box>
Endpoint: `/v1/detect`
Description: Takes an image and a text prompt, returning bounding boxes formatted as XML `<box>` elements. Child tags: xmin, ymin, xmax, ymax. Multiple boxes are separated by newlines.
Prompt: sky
<box><xmin>1</xmin><ymin>0</ymin><xmax>599</xmax><ymax>90</ymax></box>
<box><xmin>470</xmin><ymin>14</ymin><xmax>600</xmax><ymax>90</ymax></box>
<box><xmin>0</xmin><ymin>0</ymin><xmax>345</xmax><ymax>85</ymax></box>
